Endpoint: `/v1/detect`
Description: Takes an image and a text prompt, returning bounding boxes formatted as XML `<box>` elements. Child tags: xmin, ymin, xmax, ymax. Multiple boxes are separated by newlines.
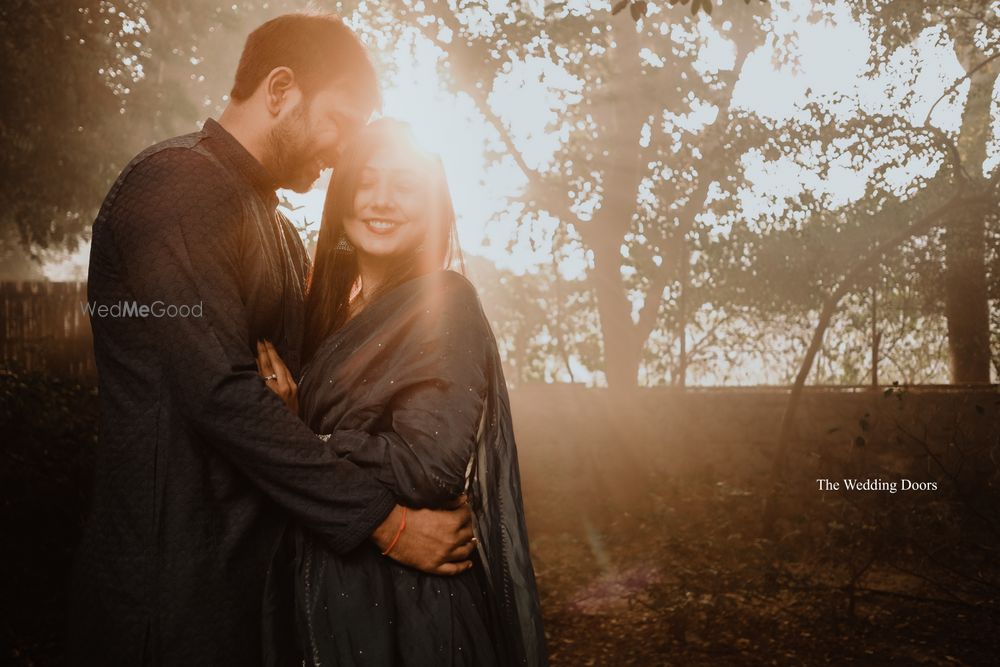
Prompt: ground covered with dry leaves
<box><xmin>516</xmin><ymin>386</ymin><xmax>1000</xmax><ymax>666</ymax></box>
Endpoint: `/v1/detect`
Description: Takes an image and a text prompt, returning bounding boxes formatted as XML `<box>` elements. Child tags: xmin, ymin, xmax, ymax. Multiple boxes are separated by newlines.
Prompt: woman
<box><xmin>259</xmin><ymin>119</ymin><xmax>547</xmax><ymax>666</ymax></box>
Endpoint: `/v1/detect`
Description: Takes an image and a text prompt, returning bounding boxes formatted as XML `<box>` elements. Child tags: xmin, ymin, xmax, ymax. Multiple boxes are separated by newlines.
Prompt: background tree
<box><xmin>341</xmin><ymin>0</ymin><xmax>773</xmax><ymax>388</ymax></box>
<box><xmin>840</xmin><ymin>0</ymin><xmax>999</xmax><ymax>383</ymax></box>
<box><xmin>668</xmin><ymin>0</ymin><xmax>999</xmax><ymax>387</ymax></box>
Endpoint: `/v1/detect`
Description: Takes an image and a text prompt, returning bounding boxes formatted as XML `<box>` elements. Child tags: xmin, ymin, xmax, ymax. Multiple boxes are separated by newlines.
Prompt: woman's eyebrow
<box><xmin>363</xmin><ymin>165</ymin><xmax>421</xmax><ymax>177</ymax></box>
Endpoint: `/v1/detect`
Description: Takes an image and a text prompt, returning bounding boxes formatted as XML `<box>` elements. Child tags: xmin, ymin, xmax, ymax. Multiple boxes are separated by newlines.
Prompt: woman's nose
<box><xmin>371</xmin><ymin>180</ymin><xmax>393</xmax><ymax>209</ymax></box>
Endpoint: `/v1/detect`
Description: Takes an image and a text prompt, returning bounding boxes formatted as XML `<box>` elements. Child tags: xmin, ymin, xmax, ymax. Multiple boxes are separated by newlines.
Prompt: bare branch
<box><xmin>923</xmin><ymin>50</ymin><xmax>1000</xmax><ymax>126</ymax></box>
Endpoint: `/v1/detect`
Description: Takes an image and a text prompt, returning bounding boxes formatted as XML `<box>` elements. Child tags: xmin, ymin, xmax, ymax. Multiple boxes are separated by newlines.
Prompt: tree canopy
<box><xmin>2</xmin><ymin>0</ymin><xmax>995</xmax><ymax>386</ymax></box>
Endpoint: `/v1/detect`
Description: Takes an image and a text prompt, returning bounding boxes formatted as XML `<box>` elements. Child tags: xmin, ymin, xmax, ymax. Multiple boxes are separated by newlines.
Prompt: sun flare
<box><xmin>279</xmin><ymin>30</ymin><xmax>536</xmax><ymax>274</ymax></box>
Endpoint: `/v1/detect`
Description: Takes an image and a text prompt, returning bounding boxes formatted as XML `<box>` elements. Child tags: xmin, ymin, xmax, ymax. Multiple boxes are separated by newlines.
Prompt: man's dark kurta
<box><xmin>70</xmin><ymin>119</ymin><xmax>396</xmax><ymax>666</ymax></box>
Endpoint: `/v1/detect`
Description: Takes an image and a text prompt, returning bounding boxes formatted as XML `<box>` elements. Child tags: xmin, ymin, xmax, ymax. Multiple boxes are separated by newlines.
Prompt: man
<box><xmin>70</xmin><ymin>14</ymin><xmax>474</xmax><ymax>666</ymax></box>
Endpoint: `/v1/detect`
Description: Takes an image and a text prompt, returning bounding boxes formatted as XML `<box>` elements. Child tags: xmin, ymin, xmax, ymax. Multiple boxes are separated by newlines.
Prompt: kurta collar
<box><xmin>201</xmin><ymin>118</ymin><xmax>279</xmax><ymax>208</ymax></box>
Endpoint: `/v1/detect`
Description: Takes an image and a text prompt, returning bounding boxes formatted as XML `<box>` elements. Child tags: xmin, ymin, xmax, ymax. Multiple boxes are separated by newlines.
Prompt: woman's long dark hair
<box><xmin>302</xmin><ymin>118</ymin><xmax>464</xmax><ymax>363</ymax></box>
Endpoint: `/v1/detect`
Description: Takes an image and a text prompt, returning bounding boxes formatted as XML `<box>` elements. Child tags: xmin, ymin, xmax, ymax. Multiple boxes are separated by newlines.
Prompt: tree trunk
<box><xmin>583</xmin><ymin>17</ymin><xmax>647</xmax><ymax>388</ymax></box>
<box><xmin>589</xmin><ymin>235</ymin><xmax>643</xmax><ymax>388</ymax></box>
<box><xmin>946</xmin><ymin>47</ymin><xmax>994</xmax><ymax>382</ymax></box>
<box><xmin>677</xmin><ymin>238</ymin><xmax>690</xmax><ymax>388</ymax></box>
<box><xmin>944</xmin><ymin>206</ymin><xmax>991</xmax><ymax>382</ymax></box>
<box><xmin>870</xmin><ymin>264</ymin><xmax>881</xmax><ymax>387</ymax></box>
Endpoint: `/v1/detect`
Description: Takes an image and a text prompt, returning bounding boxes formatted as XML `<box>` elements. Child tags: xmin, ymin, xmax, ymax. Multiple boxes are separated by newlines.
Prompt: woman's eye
<box><xmin>395</xmin><ymin>179</ymin><xmax>418</xmax><ymax>192</ymax></box>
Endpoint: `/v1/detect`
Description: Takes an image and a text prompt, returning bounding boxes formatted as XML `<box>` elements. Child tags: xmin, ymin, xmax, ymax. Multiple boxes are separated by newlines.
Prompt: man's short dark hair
<box><xmin>230</xmin><ymin>13</ymin><xmax>380</xmax><ymax>108</ymax></box>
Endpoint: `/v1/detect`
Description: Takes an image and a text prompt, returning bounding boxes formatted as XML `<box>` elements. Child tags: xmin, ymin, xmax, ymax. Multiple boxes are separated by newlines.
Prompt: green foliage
<box><xmin>0</xmin><ymin>1</ymin><xmax>300</xmax><ymax>254</ymax></box>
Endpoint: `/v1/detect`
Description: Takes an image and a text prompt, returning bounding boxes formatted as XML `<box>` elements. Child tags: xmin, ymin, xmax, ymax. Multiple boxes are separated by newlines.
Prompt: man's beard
<box><xmin>264</xmin><ymin>104</ymin><xmax>314</xmax><ymax>191</ymax></box>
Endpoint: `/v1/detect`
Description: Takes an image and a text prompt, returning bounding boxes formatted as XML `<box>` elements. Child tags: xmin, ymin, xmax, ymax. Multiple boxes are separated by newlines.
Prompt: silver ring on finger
<box><xmin>264</xmin><ymin>374</ymin><xmax>278</xmax><ymax>382</ymax></box>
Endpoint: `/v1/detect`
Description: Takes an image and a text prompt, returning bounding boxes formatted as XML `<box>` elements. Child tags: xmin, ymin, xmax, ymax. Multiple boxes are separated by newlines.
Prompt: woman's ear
<box><xmin>263</xmin><ymin>66</ymin><xmax>300</xmax><ymax>117</ymax></box>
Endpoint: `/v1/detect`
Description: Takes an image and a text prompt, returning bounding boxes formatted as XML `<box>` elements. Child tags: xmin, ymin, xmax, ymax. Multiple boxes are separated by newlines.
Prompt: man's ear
<box><xmin>263</xmin><ymin>66</ymin><xmax>299</xmax><ymax>117</ymax></box>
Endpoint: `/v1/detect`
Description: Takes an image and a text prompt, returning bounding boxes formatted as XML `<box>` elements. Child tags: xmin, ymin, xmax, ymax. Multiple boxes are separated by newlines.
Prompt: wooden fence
<box><xmin>1</xmin><ymin>281</ymin><xmax>95</xmax><ymax>382</ymax></box>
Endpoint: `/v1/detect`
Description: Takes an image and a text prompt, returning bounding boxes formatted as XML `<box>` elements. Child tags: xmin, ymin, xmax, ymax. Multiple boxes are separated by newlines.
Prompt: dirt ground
<box><xmin>512</xmin><ymin>386</ymin><xmax>1000</xmax><ymax>666</ymax></box>
<box><xmin>526</xmin><ymin>471</ymin><xmax>1000</xmax><ymax>666</ymax></box>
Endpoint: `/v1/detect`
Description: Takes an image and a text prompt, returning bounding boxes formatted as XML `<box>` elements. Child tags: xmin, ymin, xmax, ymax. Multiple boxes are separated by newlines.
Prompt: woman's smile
<box><xmin>362</xmin><ymin>218</ymin><xmax>406</xmax><ymax>235</ymax></box>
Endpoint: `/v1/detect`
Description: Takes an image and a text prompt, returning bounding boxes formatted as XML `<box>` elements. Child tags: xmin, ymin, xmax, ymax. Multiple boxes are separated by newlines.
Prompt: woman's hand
<box><xmin>256</xmin><ymin>339</ymin><xmax>298</xmax><ymax>415</ymax></box>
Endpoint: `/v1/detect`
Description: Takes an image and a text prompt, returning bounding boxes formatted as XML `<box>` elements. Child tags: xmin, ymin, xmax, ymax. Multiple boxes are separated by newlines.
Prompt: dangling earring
<box><xmin>335</xmin><ymin>235</ymin><xmax>355</xmax><ymax>254</ymax></box>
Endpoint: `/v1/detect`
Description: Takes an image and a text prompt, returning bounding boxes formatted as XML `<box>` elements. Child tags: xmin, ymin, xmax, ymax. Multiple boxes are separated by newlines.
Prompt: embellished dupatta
<box><xmin>297</xmin><ymin>270</ymin><xmax>547</xmax><ymax>666</ymax></box>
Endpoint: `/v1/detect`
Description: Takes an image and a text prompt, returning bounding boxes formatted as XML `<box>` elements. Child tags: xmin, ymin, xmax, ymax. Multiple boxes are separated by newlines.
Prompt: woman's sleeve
<box><xmin>325</xmin><ymin>275</ymin><xmax>492</xmax><ymax>508</ymax></box>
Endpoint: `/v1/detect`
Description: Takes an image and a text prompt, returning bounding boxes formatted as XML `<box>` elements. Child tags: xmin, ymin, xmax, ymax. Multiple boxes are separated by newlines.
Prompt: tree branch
<box><xmin>923</xmin><ymin>50</ymin><xmax>1000</xmax><ymax>126</ymax></box>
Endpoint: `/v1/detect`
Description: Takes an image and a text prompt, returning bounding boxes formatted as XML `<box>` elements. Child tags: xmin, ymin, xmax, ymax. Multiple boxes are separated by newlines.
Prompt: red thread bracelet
<box><xmin>381</xmin><ymin>507</ymin><xmax>407</xmax><ymax>556</ymax></box>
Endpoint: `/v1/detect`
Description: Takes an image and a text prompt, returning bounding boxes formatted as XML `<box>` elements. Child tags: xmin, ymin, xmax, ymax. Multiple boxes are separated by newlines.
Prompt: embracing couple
<box><xmin>70</xmin><ymin>13</ymin><xmax>546</xmax><ymax>667</ymax></box>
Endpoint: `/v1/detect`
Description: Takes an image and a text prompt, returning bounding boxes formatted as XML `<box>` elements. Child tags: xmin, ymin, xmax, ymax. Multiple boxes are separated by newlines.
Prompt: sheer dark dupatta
<box><xmin>473</xmin><ymin>338</ymin><xmax>548</xmax><ymax>666</ymax></box>
<box><xmin>298</xmin><ymin>269</ymin><xmax>548</xmax><ymax>666</ymax></box>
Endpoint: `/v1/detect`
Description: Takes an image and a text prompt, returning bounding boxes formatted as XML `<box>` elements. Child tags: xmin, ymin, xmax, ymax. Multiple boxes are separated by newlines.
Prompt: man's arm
<box><xmin>107</xmin><ymin>147</ymin><xmax>395</xmax><ymax>553</ymax></box>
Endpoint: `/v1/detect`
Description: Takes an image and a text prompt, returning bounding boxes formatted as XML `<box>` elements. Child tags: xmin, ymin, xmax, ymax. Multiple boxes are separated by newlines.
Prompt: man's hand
<box><xmin>372</xmin><ymin>498</ymin><xmax>476</xmax><ymax>575</ymax></box>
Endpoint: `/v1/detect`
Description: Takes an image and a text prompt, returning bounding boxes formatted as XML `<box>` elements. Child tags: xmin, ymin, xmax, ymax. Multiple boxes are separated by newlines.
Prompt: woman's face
<box><xmin>342</xmin><ymin>146</ymin><xmax>430</xmax><ymax>261</ymax></box>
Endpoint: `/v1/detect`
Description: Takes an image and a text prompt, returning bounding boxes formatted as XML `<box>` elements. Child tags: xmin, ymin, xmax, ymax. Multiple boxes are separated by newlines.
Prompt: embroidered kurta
<box><xmin>70</xmin><ymin>119</ymin><xmax>396</xmax><ymax>666</ymax></box>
